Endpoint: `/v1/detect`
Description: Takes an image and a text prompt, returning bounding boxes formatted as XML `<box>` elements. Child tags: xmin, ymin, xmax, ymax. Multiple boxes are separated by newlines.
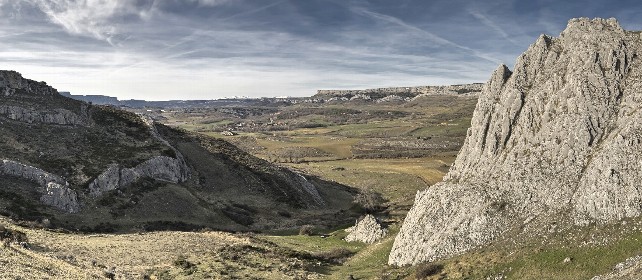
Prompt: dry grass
<box><xmin>0</xmin><ymin>216</ymin><xmax>327</xmax><ymax>279</ymax></box>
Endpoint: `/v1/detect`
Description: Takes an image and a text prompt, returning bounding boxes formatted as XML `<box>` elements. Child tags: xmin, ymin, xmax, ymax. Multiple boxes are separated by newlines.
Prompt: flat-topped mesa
<box><xmin>314</xmin><ymin>83</ymin><xmax>483</xmax><ymax>100</ymax></box>
<box><xmin>0</xmin><ymin>70</ymin><xmax>58</xmax><ymax>96</ymax></box>
<box><xmin>389</xmin><ymin>18</ymin><xmax>642</xmax><ymax>266</ymax></box>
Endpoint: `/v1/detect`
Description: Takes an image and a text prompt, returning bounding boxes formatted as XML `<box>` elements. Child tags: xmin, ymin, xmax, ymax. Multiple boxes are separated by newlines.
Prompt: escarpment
<box><xmin>390</xmin><ymin>18</ymin><xmax>642</xmax><ymax>265</ymax></box>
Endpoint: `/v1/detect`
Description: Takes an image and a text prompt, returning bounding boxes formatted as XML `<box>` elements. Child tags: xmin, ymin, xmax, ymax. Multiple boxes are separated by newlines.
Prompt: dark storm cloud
<box><xmin>0</xmin><ymin>0</ymin><xmax>641</xmax><ymax>100</ymax></box>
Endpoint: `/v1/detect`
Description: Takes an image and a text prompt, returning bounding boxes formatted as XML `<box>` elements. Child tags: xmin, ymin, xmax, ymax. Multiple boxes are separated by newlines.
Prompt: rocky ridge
<box><xmin>0</xmin><ymin>70</ymin><xmax>90</xmax><ymax>126</ymax></box>
<box><xmin>0</xmin><ymin>71</ymin><xmax>358</xmax><ymax>232</ymax></box>
<box><xmin>389</xmin><ymin>18</ymin><xmax>642</xmax><ymax>265</ymax></box>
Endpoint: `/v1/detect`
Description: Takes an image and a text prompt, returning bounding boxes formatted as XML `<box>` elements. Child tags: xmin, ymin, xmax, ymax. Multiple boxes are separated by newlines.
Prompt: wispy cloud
<box><xmin>350</xmin><ymin>7</ymin><xmax>503</xmax><ymax>65</ymax></box>
<box><xmin>0</xmin><ymin>0</ymin><xmax>639</xmax><ymax>100</ymax></box>
<box><xmin>20</xmin><ymin>0</ymin><xmax>154</xmax><ymax>45</ymax></box>
<box><xmin>468</xmin><ymin>9</ymin><xmax>520</xmax><ymax>46</ymax></box>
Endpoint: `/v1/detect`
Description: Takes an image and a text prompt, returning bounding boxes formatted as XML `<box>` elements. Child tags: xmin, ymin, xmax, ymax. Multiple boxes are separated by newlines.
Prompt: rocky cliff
<box><xmin>389</xmin><ymin>18</ymin><xmax>642</xmax><ymax>265</ymax></box>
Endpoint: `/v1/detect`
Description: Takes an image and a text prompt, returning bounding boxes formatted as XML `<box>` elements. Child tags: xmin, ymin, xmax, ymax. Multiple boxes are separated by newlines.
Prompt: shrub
<box><xmin>313</xmin><ymin>247</ymin><xmax>353</xmax><ymax>264</ymax></box>
<box><xmin>415</xmin><ymin>263</ymin><xmax>443</xmax><ymax>279</ymax></box>
<box><xmin>277</xmin><ymin>210</ymin><xmax>291</xmax><ymax>218</ymax></box>
<box><xmin>299</xmin><ymin>225</ymin><xmax>314</xmax><ymax>236</ymax></box>
<box><xmin>0</xmin><ymin>225</ymin><xmax>28</xmax><ymax>244</ymax></box>
<box><xmin>354</xmin><ymin>187</ymin><xmax>385</xmax><ymax>213</ymax></box>
<box><xmin>173</xmin><ymin>255</ymin><xmax>197</xmax><ymax>275</ymax></box>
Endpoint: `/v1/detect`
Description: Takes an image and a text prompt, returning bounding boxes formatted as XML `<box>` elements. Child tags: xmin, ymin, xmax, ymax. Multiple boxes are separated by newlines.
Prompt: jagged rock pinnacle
<box><xmin>389</xmin><ymin>18</ymin><xmax>642</xmax><ymax>265</ymax></box>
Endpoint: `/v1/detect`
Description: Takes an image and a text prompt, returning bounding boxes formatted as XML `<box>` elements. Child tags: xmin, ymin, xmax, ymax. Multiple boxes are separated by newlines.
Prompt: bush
<box><xmin>354</xmin><ymin>187</ymin><xmax>385</xmax><ymax>213</ymax></box>
<box><xmin>0</xmin><ymin>225</ymin><xmax>28</xmax><ymax>244</ymax></box>
<box><xmin>313</xmin><ymin>247</ymin><xmax>353</xmax><ymax>264</ymax></box>
<box><xmin>299</xmin><ymin>225</ymin><xmax>314</xmax><ymax>236</ymax></box>
<box><xmin>173</xmin><ymin>255</ymin><xmax>196</xmax><ymax>275</ymax></box>
<box><xmin>415</xmin><ymin>263</ymin><xmax>443</xmax><ymax>279</ymax></box>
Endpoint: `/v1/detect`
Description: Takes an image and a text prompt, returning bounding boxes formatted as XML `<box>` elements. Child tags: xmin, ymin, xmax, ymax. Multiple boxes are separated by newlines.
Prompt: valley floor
<box><xmin>4</xmin><ymin>96</ymin><xmax>642</xmax><ymax>279</ymax></box>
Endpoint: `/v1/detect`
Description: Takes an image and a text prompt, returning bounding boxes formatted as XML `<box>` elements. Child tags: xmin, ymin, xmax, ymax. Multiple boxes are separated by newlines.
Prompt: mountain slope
<box><xmin>0</xmin><ymin>71</ymin><xmax>358</xmax><ymax>232</ymax></box>
<box><xmin>390</xmin><ymin>18</ymin><xmax>642</xmax><ymax>265</ymax></box>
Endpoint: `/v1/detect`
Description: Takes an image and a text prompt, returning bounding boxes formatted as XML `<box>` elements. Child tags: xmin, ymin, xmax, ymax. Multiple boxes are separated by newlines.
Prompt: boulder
<box><xmin>345</xmin><ymin>215</ymin><xmax>387</xmax><ymax>244</ymax></box>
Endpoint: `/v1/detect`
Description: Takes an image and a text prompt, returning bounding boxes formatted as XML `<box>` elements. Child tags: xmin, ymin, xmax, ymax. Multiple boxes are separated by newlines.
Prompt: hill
<box><xmin>0</xmin><ymin>70</ymin><xmax>359</xmax><ymax>233</ymax></box>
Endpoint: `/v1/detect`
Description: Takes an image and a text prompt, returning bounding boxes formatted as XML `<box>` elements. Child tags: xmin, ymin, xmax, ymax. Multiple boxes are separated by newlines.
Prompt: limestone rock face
<box><xmin>0</xmin><ymin>71</ymin><xmax>90</xmax><ymax>126</ymax></box>
<box><xmin>40</xmin><ymin>182</ymin><xmax>80</xmax><ymax>213</ymax></box>
<box><xmin>345</xmin><ymin>215</ymin><xmax>388</xmax><ymax>244</ymax></box>
<box><xmin>0</xmin><ymin>160</ymin><xmax>79</xmax><ymax>213</ymax></box>
<box><xmin>0</xmin><ymin>105</ymin><xmax>88</xmax><ymax>126</ymax></box>
<box><xmin>87</xmin><ymin>164</ymin><xmax>121</xmax><ymax>197</ymax></box>
<box><xmin>389</xmin><ymin>18</ymin><xmax>642</xmax><ymax>265</ymax></box>
<box><xmin>89</xmin><ymin>156</ymin><xmax>189</xmax><ymax>197</ymax></box>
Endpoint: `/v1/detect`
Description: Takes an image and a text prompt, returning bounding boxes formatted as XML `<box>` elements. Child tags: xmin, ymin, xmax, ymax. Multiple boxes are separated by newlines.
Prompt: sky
<box><xmin>0</xmin><ymin>0</ymin><xmax>641</xmax><ymax>100</ymax></box>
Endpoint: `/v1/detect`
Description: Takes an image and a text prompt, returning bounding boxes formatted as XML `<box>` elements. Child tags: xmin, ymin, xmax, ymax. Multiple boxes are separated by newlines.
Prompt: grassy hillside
<box><xmin>0</xmin><ymin>91</ymin><xmax>172</xmax><ymax>188</ymax></box>
<box><xmin>0</xmin><ymin>86</ymin><xmax>361</xmax><ymax>233</ymax></box>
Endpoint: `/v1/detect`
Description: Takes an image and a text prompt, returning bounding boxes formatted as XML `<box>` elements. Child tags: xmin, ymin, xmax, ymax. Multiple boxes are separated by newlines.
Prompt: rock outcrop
<box><xmin>0</xmin><ymin>71</ymin><xmax>90</xmax><ymax>126</ymax></box>
<box><xmin>293</xmin><ymin>174</ymin><xmax>325</xmax><ymax>207</ymax></box>
<box><xmin>0</xmin><ymin>105</ymin><xmax>88</xmax><ymax>126</ymax></box>
<box><xmin>592</xmin><ymin>256</ymin><xmax>642</xmax><ymax>280</ymax></box>
<box><xmin>345</xmin><ymin>215</ymin><xmax>388</xmax><ymax>244</ymax></box>
<box><xmin>88</xmin><ymin>156</ymin><xmax>189</xmax><ymax>197</ymax></box>
<box><xmin>389</xmin><ymin>18</ymin><xmax>642</xmax><ymax>265</ymax></box>
<box><xmin>89</xmin><ymin>117</ymin><xmax>191</xmax><ymax>197</ymax></box>
<box><xmin>0</xmin><ymin>70</ymin><xmax>58</xmax><ymax>96</ymax></box>
<box><xmin>0</xmin><ymin>160</ymin><xmax>79</xmax><ymax>213</ymax></box>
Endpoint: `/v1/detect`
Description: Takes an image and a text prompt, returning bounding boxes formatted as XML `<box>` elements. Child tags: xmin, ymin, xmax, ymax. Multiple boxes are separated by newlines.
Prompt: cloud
<box><xmin>188</xmin><ymin>0</ymin><xmax>229</xmax><ymax>7</ymax></box>
<box><xmin>468</xmin><ymin>9</ymin><xmax>520</xmax><ymax>46</ymax></box>
<box><xmin>350</xmin><ymin>7</ymin><xmax>503</xmax><ymax>65</ymax></box>
<box><xmin>22</xmin><ymin>0</ymin><xmax>154</xmax><ymax>44</ymax></box>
